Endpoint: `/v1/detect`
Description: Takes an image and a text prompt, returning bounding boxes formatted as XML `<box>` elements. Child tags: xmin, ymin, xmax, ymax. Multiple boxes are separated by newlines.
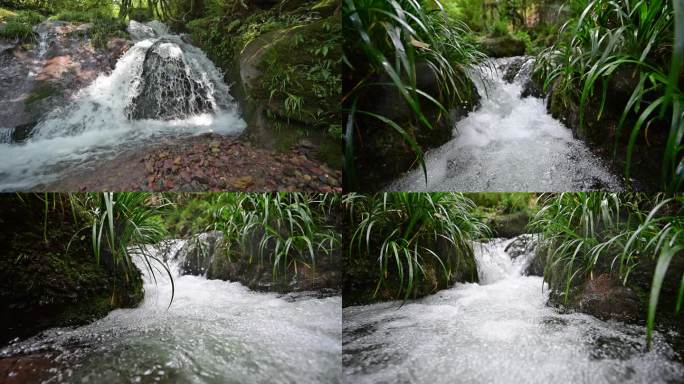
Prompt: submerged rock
<box><xmin>128</xmin><ymin>39</ymin><xmax>213</xmax><ymax>120</ymax></box>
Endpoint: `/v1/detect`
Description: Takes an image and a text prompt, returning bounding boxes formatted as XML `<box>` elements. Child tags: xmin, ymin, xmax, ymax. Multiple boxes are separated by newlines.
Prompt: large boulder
<box><xmin>175</xmin><ymin>231</ymin><xmax>224</xmax><ymax>276</ymax></box>
<box><xmin>128</xmin><ymin>40</ymin><xmax>213</xmax><ymax>120</ymax></box>
<box><xmin>489</xmin><ymin>211</ymin><xmax>530</xmax><ymax>238</ymax></box>
<box><xmin>568</xmin><ymin>273</ymin><xmax>642</xmax><ymax>322</ymax></box>
<box><xmin>480</xmin><ymin>35</ymin><xmax>526</xmax><ymax>58</ymax></box>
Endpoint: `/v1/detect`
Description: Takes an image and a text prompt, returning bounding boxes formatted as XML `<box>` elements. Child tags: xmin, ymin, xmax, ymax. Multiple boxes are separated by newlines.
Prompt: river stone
<box><xmin>570</xmin><ymin>274</ymin><xmax>641</xmax><ymax>322</ymax></box>
<box><xmin>128</xmin><ymin>39</ymin><xmax>213</xmax><ymax>120</ymax></box>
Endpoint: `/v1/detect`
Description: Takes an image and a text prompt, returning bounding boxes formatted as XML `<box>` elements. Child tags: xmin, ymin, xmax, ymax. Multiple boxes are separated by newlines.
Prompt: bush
<box><xmin>489</xmin><ymin>18</ymin><xmax>509</xmax><ymax>37</ymax></box>
<box><xmin>129</xmin><ymin>7</ymin><xmax>151</xmax><ymax>22</ymax></box>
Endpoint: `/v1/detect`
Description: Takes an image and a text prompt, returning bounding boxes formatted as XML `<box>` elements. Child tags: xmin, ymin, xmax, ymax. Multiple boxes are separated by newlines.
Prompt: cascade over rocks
<box><xmin>128</xmin><ymin>39</ymin><xmax>213</xmax><ymax>120</ymax></box>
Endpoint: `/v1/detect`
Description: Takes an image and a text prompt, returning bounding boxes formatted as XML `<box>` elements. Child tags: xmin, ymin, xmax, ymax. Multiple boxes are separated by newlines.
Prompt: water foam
<box><xmin>1</xmin><ymin>240</ymin><xmax>341</xmax><ymax>383</ymax></box>
<box><xmin>343</xmin><ymin>236</ymin><xmax>683</xmax><ymax>384</ymax></box>
<box><xmin>386</xmin><ymin>58</ymin><xmax>623</xmax><ymax>191</ymax></box>
<box><xmin>0</xmin><ymin>21</ymin><xmax>246</xmax><ymax>190</ymax></box>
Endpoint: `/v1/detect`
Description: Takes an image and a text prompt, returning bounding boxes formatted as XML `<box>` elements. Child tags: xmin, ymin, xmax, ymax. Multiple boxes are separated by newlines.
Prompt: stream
<box><xmin>386</xmin><ymin>58</ymin><xmax>624</xmax><ymax>192</ymax></box>
<box><xmin>343</xmin><ymin>236</ymin><xmax>684</xmax><ymax>384</ymax></box>
<box><xmin>0</xmin><ymin>240</ymin><xmax>341</xmax><ymax>383</ymax></box>
<box><xmin>0</xmin><ymin>21</ymin><xmax>246</xmax><ymax>191</ymax></box>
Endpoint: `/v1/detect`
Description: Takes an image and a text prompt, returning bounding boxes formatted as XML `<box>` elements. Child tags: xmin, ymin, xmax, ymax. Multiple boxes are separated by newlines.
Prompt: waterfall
<box><xmin>0</xmin><ymin>21</ymin><xmax>246</xmax><ymax>191</ymax></box>
<box><xmin>0</xmin><ymin>240</ymin><xmax>341</xmax><ymax>383</ymax></box>
<box><xmin>386</xmin><ymin>57</ymin><xmax>623</xmax><ymax>192</ymax></box>
<box><xmin>343</xmin><ymin>234</ymin><xmax>684</xmax><ymax>384</ymax></box>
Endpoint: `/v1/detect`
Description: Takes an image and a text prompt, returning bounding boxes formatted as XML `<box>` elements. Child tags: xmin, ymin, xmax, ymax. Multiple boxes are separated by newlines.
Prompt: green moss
<box><xmin>25</xmin><ymin>85</ymin><xmax>56</xmax><ymax>105</ymax></box>
<box><xmin>0</xmin><ymin>7</ymin><xmax>17</xmax><ymax>21</ymax></box>
<box><xmin>0</xmin><ymin>195</ymin><xmax>144</xmax><ymax>344</ymax></box>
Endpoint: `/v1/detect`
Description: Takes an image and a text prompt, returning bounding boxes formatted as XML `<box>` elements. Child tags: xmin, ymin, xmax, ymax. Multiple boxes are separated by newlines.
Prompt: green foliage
<box><xmin>165</xmin><ymin>193</ymin><xmax>341</xmax><ymax>278</ymax></box>
<box><xmin>535</xmin><ymin>0</ymin><xmax>682</xmax><ymax>191</ymax></box>
<box><xmin>344</xmin><ymin>192</ymin><xmax>490</xmax><ymax>300</ymax></box>
<box><xmin>529</xmin><ymin>193</ymin><xmax>684</xmax><ymax>349</ymax></box>
<box><xmin>343</xmin><ymin>0</ymin><xmax>487</xmax><ymax>189</ymax></box>
<box><xmin>0</xmin><ymin>19</ymin><xmax>34</xmax><ymax>40</ymax></box>
<box><xmin>0</xmin><ymin>9</ymin><xmax>44</xmax><ymax>41</ymax></box>
<box><xmin>69</xmin><ymin>193</ymin><xmax>173</xmax><ymax>306</ymax></box>
<box><xmin>466</xmin><ymin>192</ymin><xmax>536</xmax><ymax>215</ymax></box>
<box><xmin>187</xmin><ymin>2</ymin><xmax>340</xmax><ymax>136</ymax></box>
<box><xmin>489</xmin><ymin>18</ymin><xmax>509</xmax><ymax>37</ymax></box>
<box><xmin>89</xmin><ymin>13</ymin><xmax>127</xmax><ymax>48</ymax></box>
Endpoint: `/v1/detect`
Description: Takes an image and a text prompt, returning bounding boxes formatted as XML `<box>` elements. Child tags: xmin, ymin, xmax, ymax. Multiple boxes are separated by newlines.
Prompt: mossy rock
<box><xmin>479</xmin><ymin>35</ymin><xmax>526</xmax><ymax>58</ymax></box>
<box><xmin>0</xmin><ymin>195</ymin><xmax>144</xmax><ymax>345</ymax></box>
<box><xmin>546</xmin><ymin>76</ymin><xmax>664</xmax><ymax>190</ymax></box>
<box><xmin>489</xmin><ymin>211</ymin><xmax>530</xmax><ymax>238</ymax></box>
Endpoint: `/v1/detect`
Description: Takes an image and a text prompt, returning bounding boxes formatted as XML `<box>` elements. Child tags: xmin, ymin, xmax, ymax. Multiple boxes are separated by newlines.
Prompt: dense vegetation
<box><xmin>529</xmin><ymin>193</ymin><xmax>684</xmax><ymax>347</ymax></box>
<box><xmin>0</xmin><ymin>192</ymin><xmax>341</xmax><ymax>343</ymax></box>
<box><xmin>343</xmin><ymin>192</ymin><xmax>489</xmax><ymax>304</ymax></box>
<box><xmin>343</xmin><ymin>192</ymin><xmax>683</xmax><ymax>349</ymax></box>
<box><xmin>343</xmin><ymin>0</ymin><xmax>684</xmax><ymax>191</ymax></box>
<box><xmin>164</xmin><ymin>192</ymin><xmax>341</xmax><ymax>278</ymax></box>
<box><xmin>536</xmin><ymin>0</ymin><xmax>683</xmax><ymax>191</ymax></box>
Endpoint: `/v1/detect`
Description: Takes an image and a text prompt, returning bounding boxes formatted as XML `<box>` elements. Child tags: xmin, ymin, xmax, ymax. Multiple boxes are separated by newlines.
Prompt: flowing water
<box><xmin>387</xmin><ymin>58</ymin><xmax>623</xmax><ymax>192</ymax></box>
<box><xmin>0</xmin><ymin>21</ymin><xmax>246</xmax><ymax>191</ymax></box>
<box><xmin>1</xmin><ymin>240</ymin><xmax>341</xmax><ymax>383</ymax></box>
<box><xmin>343</xmin><ymin>236</ymin><xmax>684</xmax><ymax>384</ymax></box>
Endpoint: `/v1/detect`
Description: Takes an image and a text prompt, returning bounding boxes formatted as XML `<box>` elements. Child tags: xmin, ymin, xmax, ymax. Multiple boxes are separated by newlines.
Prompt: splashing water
<box><xmin>0</xmin><ymin>21</ymin><xmax>246</xmax><ymax>191</ymax></box>
<box><xmin>386</xmin><ymin>58</ymin><xmax>623</xmax><ymax>192</ymax></box>
<box><xmin>343</xmin><ymin>236</ymin><xmax>684</xmax><ymax>384</ymax></box>
<box><xmin>1</xmin><ymin>240</ymin><xmax>341</xmax><ymax>383</ymax></box>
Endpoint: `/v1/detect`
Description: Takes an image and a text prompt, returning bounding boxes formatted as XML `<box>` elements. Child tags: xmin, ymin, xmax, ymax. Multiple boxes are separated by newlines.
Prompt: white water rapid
<box><xmin>1</xmin><ymin>240</ymin><xmax>341</xmax><ymax>383</ymax></box>
<box><xmin>0</xmin><ymin>21</ymin><xmax>246</xmax><ymax>191</ymax></box>
<box><xmin>343</xmin><ymin>236</ymin><xmax>684</xmax><ymax>384</ymax></box>
<box><xmin>387</xmin><ymin>58</ymin><xmax>624</xmax><ymax>191</ymax></box>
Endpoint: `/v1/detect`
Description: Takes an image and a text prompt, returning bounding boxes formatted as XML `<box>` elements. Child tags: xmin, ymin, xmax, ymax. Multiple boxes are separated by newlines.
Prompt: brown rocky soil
<box><xmin>45</xmin><ymin>133</ymin><xmax>342</xmax><ymax>192</ymax></box>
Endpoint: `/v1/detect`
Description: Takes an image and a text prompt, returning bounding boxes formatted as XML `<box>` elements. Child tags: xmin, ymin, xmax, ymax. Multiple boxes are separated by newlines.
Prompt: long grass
<box><xmin>529</xmin><ymin>192</ymin><xmax>684</xmax><ymax>349</ymax></box>
<box><xmin>203</xmin><ymin>193</ymin><xmax>341</xmax><ymax>279</ymax></box>
<box><xmin>535</xmin><ymin>0</ymin><xmax>683</xmax><ymax>191</ymax></box>
<box><xmin>343</xmin><ymin>0</ymin><xmax>487</xmax><ymax>189</ymax></box>
<box><xmin>344</xmin><ymin>192</ymin><xmax>489</xmax><ymax>300</ymax></box>
<box><xmin>68</xmin><ymin>193</ymin><xmax>175</xmax><ymax>306</ymax></box>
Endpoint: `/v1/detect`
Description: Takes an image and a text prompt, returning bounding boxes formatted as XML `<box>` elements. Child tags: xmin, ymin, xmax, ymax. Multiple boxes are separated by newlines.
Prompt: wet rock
<box><xmin>502</xmin><ymin>57</ymin><xmax>528</xmax><ymax>83</ymax></box>
<box><xmin>570</xmin><ymin>274</ymin><xmax>641</xmax><ymax>322</ymax></box>
<box><xmin>175</xmin><ymin>231</ymin><xmax>224</xmax><ymax>276</ymax></box>
<box><xmin>173</xmin><ymin>231</ymin><xmax>340</xmax><ymax>293</ymax></box>
<box><xmin>480</xmin><ymin>35</ymin><xmax>526</xmax><ymax>58</ymax></box>
<box><xmin>489</xmin><ymin>211</ymin><xmax>530</xmax><ymax>238</ymax></box>
<box><xmin>504</xmin><ymin>234</ymin><xmax>538</xmax><ymax>259</ymax></box>
<box><xmin>128</xmin><ymin>40</ymin><xmax>213</xmax><ymax>120</ymax></box>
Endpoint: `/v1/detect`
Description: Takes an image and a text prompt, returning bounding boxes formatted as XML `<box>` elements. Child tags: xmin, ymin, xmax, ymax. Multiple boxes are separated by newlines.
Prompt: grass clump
<box><xmin>529</xmin><ymin>192</ymin><xmax>684</xmax><ymax>349</ymax></box>
<box><xmin>342</xmin><ymin>0</ymin><xmax>487</xmax><ymax>189</ymax></box>
<box><xmin>344</xmin><ymin>192</ymin><xmax>489</xmax><ymax>302</ymax></box>
<box><xmin>0</xmin><ymin>9</ymin><xmax>43</xmax><ymax>41</ymax></box>
<box><xmin>535</xmin><ymin>0</ymin><xmax>683</xmax><ymax>191</ymax></box>
<box><xmin>173</xmin><ymin>193</ymin><xmax>341</xmax><ymax>278</ymax></box>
